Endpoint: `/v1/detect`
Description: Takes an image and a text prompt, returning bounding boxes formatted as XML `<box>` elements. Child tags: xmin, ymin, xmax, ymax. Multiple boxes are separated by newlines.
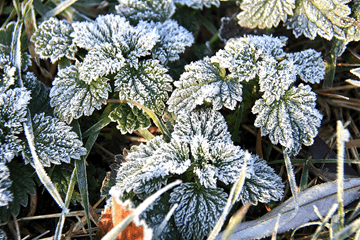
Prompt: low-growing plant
<box><xmin>1</xmin><ymin>0</ymin><xmax>360</xmax><ymax>239</ymax></box>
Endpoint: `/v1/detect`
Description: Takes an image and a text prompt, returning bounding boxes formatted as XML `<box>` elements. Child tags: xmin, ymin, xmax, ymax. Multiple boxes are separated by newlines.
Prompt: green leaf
<box><xmin>115</xmin><ymin>0</ymin><xmax>176</xmax><ymax>24</ymax></box>
<box><xmin>252</xmin><ymin>83</ymin><xmax>323</xmax><ymax>156</ymax></box>
<box><xmin>285</xmin><ymin>0</ymin><xmax>358</xmax><ymax>41</ymax></box>
<box><xmin>22</xmin><ymin>113</ymin><xmax>87</xmax><ymax>167</ymax></box>
<box><xmin>169</xmin><ymin>183</ymin><xmax>227</xmax><ymax>240</ymax></box>
<box><xmin>114</xmin><ymin>59</ymin><xmax>173</xmax><ymax>114</ymax></box>
<box><xmin>237</xmin><ymin>0</ymin><xmax>295</xmax><ymax>29</ymax></box>
<box><xmin>173</xmin><ymin>0</ymin><xmax>220</xmax><ymax>10</ymax></box>
<box><xmin>30</xmin><ymin>17</ymin><xmax>77</xmax><ymax>63</ymax></box>
<box><xmin>49</xmin><ymin>165</ymin><xmax>81</xmax><ymax>204</ymax></box>
<box><xmin>49</xmin><ymin>62</ymin><xmax>111</xmax><ymax>124</ymax></box>
<box><xmin>0</xmin><ymin>22</ymin><xmax>31</xmax><ymax>71</ymax></box>
<box><xmin>0</xmin><ymin>161</ymin><xmax>35</xmax><ymax>221</ymax></box>
<box><xmin>109</xmin><ymin>103</ymin><xmax>151</xmax><ymax>134</ymax></box>
<box><xmin>0</xmin><ymin>162</ymin><xmax>13</xmax><ymax>207</ymax></box>
<box><xmin>167</xmin><ymin>57</ymin><xmax>242</xmax><ymax>113</ymax></box>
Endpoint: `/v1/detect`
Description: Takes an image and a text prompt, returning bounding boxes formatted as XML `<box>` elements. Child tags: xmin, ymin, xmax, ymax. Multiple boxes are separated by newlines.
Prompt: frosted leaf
<box><xmin>0</xmin><ymin>163</ymin><xmax>13</xmax><ymax>206</ymax></box>
<box><xmin>257</xmin><ymin>57</ymin><xmax>296</xmax><ymax>104</ymax></box>
<box><xmin>169</xmin><ymin>183</ymin><xmax>227</xmax><ymax>240</ymax></box>
<box><xmin>109</xmin><ymin>103</ymin><xmax>151</xmax><ymax>134</ymax></box>
<box><xmin>0</xmin><ymin>65</ymin><xmax>16</xmax><ymax>93</ymax></box>
<box><xmin>114</xmin><ymin>59</ymin><xmax>172</xmax><ymax>114</ymax></box>
<box><xmin>252</xmin><ymin>83</ymin><xmax>323</xmax><ymax>156</ymax></box>
<box><xmin>241</xmin><ymin>154</ymin><xmax>284</xmax><ymax>205</ymax></box>
<box><xmin>168</xmin><ymin>57</ymin><xmax>242</xmax><ymax>113</ymax></box>
<box><xmin>288</xmin><ymin>49</ymin><xmax>325</xmax><ymax>84</ymax></box>
<box><xmin>111</xmin><ymin>136</ymin><xmax>167</xmax><ymax>197</ymax></box>
<box><xmin>22</xmin><ymin>113</ymin><xmax>87</xmax><ymax>167</ymax></box>
<box><xmin>146</xmin><ymin>20</ymin><xmax>194</xmax><ymax>64</ymax></box>
<box><xmin>31</xmin><ymin>17</ymin><xmax>77</xmax><ymax>63</ymax></box>
<box><xmin>284</xmin><ymin>0</ymin><xmax>355</xmax><ymax>40</ymax></box>
<box><xmin>72</xmin><ymin>14</ymin><xmax>131</xmax><ymax>50</ymax></box>
<box><xmin>211</xmin><ymin>35</ymin><xmax>287</xmax><ymax>81</ymax></box>
<box><xmin>49</xmin><ymin>62</ymin><xmax>111</xmax><ymax>124</ymax></box>
<box><xmin>172</xmin><ymin>108</ymin><xmax>232</xmax><ymax>144</ymax></box>
<box><xmin>173</xmin><ymin>0</ymin><xmax>220</xmax><ymax>10</ymax></box>
<box><xmin>115</xmin><ymin>0</ymin><xmax>176</xmax><ymax>23</ymax></box>
<box><xmin>237</xmin><ymin>0</ymin><xmax>295</xmax><ymax>29</ymax></box>
<box><xmin>0</xmin><ymin>88</ymin><xmax>30</xmax><ymax>162</ymax></box>
<box><xmin>79</xmin><ymin>44</ymin><xmax>126</xmax><ymax>84</ymax></box>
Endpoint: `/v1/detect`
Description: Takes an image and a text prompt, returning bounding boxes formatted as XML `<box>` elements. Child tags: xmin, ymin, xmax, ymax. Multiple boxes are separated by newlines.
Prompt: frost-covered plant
<box><xmin>236</xmin><ymin>0</ymin><xmax>360</xmax><ymax>43</ymax></box>
<box><xmin>31</xmin><ymin>14</ymin><xmax>193</xmax><ymax>132</ymax></box>
<box><xmin>0</xmin><ymin>20</ymin><xmax>87</xmax><ymax>221</ymax></box>
<box><xmin>110</xmin><ymin>109</ymin><xmax>284</xmax><ymax>240</ymax></box>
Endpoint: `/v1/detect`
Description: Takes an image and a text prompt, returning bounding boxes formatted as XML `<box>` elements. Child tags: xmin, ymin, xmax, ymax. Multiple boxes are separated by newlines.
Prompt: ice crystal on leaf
<box><xmin>0</xmin><ymin>65</ymin><xmax>16</xmax><ymax>93</ymax></box>
<box><xmin>114</xmin><ymin>59</ymin><xmax>173</xmax><ymax>114</ymax></box>
<box><xmin>237</xmin><ymin>0</ymin><xmax>295</xmax><ymax>29</ymax></box>
<box><xmin>31</xmin><ymin>18</ymin><xmax>77</xmax><ymax>63</ymax></box>
<box><xmin>167</xmin><ymin>57</ymin><xmax>242</xmax><ymax>113</ymax></box>
<box><xmin>116</xmin><ymin>0</ymin><xmax>176</xmax><ymax>24</ymax></box>
<box><xmin>252</xmin><ymin>84</ymin><xmax>323</xmax><ymax>156</ymax></box>
<box><xmin>0</xmin><ymin>163</ymin><xmax>13</xmax><ymax>206</ymax></box>
<box><xmin>109</xmin><ymin>103</ymin><xmax>151</xmax><ymax>134</ymax></box>
<box><xmin>49</xmin><ymin>62</ymin><xmax>111</xmax><ymax>123</ymax></box>
<box><xmin>173</xmin><ymin>0</ymin><xmax>220</xmax><ymax>10</ymax></box>
<box><xmin>0</xmin><ymin>88</ymin><xmax>30</xmax><ymax>162</ymax></box>
<box><xmin>284</xmin><ymin>0</ymin><xmax>359</xmax><ymax>41</ymax></box>
<box><xmin>169</xmin><ymin>183</ymin><xmax>227</xmax><ymax>240</ymax></box>
<box><xmin>21</xmin><ymin>113</ymin><xmax>87</xmax><ymax>167</ymax></box>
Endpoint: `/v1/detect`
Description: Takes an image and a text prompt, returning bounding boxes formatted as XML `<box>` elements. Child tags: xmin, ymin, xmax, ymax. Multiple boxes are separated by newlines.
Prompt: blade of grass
<box><xmin>82</xmin><ymin>104</ymin><xmax>115</xmax><ymax>139</ymax></box>
<box><xmin>42</xmin><ymin>0</ymin><xmax>77</xmax><ymax>20</ymax></box>
<box><xmin>299</xmin><ymin>159</ymin><xmax>309</xmax><ymax>192</ymax></box>
<box><xmin>219</xmin><ymin>203</ymin><xmax>251</xmax><ymax>240</ymax></box>
<box><xmin>72</xmin><ymin>120</ymin><xmax>92</xmax><ymax>239</ymax></box>
<box><xmin>153</xmin><ymin>203</ymin><xmax>178</xmax><ymax>239</ymax></box>
<box><xmin>102</xmin><ymin>180</ymin><xmax>182</xmax><ymax>240</ymax></box>
<box><xmin>311</xmin><ymin>203</ymin><xmax>338</xmax><ymax>240</ymax></box>
<box><xmin>331</xmin><ymin>216</ymin><xmax>360</xmax><ymax>239</ymax></box>
<box><xmin>336</xmin><ymin>120</ymin><xmax>350</xmax><ymax>230</ymax></box>
<box><xmin>284</xmin><ymin>151</ymin><xmax>299</xmax><ymax>213</ymax></box>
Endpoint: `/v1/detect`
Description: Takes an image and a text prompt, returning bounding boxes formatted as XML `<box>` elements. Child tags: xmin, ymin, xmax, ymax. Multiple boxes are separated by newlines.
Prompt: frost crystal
<box><xmin>0</xmin><ymin>65</ymin><xmax>16</xmax><ymax>93</ymax></box>
<box><xmin>49</xmin><ymin>62</ymin><xmax>111</xmax><ymax>123</ymax></box>
<box><xmin>31</xmin><ymin>17</ymin><xmax>77</xmax><ymax>63</ymax></box>
<box><xmin>252</xmin><ymin>84</ymin><xmax>323</xmax><ymax>156</ymax></box>
<box><xmin>22</xmin><ymin>113</ymin><xmax>87</xmax><ymax>167</ymax></box>
<box><xmin>237</xmin><ymin>0</ymin><xmax>295</xmax><ymax>29</ymax></box>
<box><xmin>0</xmin><ymin>88</ymin><xmax>31</xmax><ymax>162</ymax></box>
<box><xmin>167</xmin><ymin>57</ymin><xmax>242</xmax><ymax>113</ymax></box>
<box><xmin>116</xmin><ymin>0</ymin><xmax>176</xmax><ymax>23</ymax></box>
<box><xmin>0</xmin><ymin>163</ymin><xmax>13</xmax><ymax>206</ymax></box>
<box><xmin>173</xmin><ymin>0</ymin><xmax>220</xmax><ymax>10</ymax></box>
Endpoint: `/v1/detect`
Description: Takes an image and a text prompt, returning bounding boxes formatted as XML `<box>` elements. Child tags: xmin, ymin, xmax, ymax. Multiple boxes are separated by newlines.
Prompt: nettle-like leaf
<box><xmin>167</xmin><ymin>57</ymin><xmax>242</xmax><ymax>113</ymax></box>
<box><xmin>49</xmin><ymin>62</ymin><xmax>111</xmax><ymax>123</ymax></box>
<box><xmin>0</xmin><ymin>65</ymin><xmax>16</xmax><ymax>93</ymax></box>
<box><xmin>109</xmin><ymin>103</ymin><xmax>151</xmax><ymax>134</ymax></box>
<box><xmin>22</xmin><ymin>113</ymin><xmax>87</xmax><ymax>167</ymax></box>
<box><xmin>0</xmin><ymin>161</ymin><xmax>35</xmax><ymax>221</ymax></box>
<box><xmin>116</xmin><ymin>0</ymin><xmax>176</xmax><ymax>24</ymax></box>
<box><xmin>114</xmin><ymin>59</ymin><xmax>173</xmax><ymax>114</ymax></box>
<box><xmin>146</xmin><ymin>20</ymin><xmax>194</xmax><ymax>64</ymax></box>
<box><xmin>31</xmin><ymin>17</ymin><xmax>77</xmax><ymax>63</ymax></box>
<box><xmin>237</xmin><ymin>0</ymin><xmax>295</xmax><ymax>29</ymax></box>
<box><xmin>0</xmin><ymin>163</ymin><xmax>13</xmax><ymax>207</ymax></box>
<box><xmin>284</xmin><ymin>0</ymin><xmax>357</xmax><ymax>41</ymax></box>
<box><xmin>241</xmin><ymin>154</ymin><xmax>284</xmax><ymax>205</ymax></box>
<box><xmin>288</xmin><ymin>49</ymin><xmax>326</xmax><ymax>84</ymax></box>
<box><xmin>252</xmin><ymin>83</ymin><xmax>323</xmax><ymax>156</ymax></box>
<box><xmin>0</xmin><ymin>22</ymin><xmax>31</xmax><ymax>71</ymax></box>
<box><xmin>173</xmin><ymin>0</ymin><xmax>220</xmax><ymax>10</ymax></box>
<box><xmin>0</xmin><ymin>88</ymin><xmax>31</xmax><ymax>162</ymax></box>
<box><xmin>169</xmin><ymin>183</ymin><xmax>227</xmax><ymax>240</ymax></box>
